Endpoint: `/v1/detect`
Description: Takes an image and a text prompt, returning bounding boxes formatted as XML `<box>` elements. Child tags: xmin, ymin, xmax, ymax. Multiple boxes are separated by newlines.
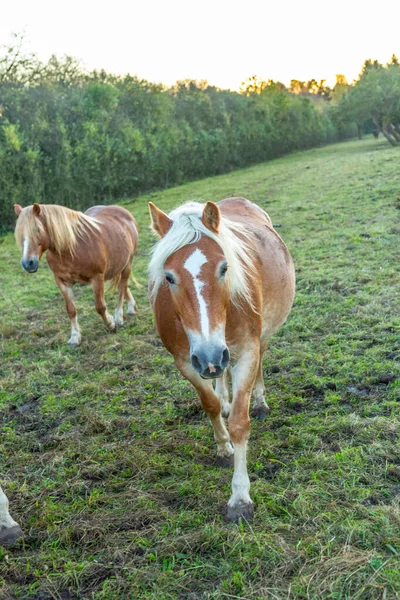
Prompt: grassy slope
<box><xmin>0</xmin><ymin>137</ymin><xmax>399</xmax><ymax>600</ymax></box>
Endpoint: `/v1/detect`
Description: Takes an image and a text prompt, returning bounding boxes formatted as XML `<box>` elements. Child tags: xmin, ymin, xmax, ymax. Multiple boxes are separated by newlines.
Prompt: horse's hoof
<box><xmin>225</xmin><ymin>501</ymin><xmax>254</xmax><ymax>523</ymax></box>
<box><xmin>68</xmin><ymin>341</ymin><xmax>80</xmax><ymax>349</ymax></box>
<box><xmin>251</xmin><ymin>405</ymin><xmax>270</xmax><ymax>420</ymax></box>
<box><xmin>115</xmin><ymin>321</ymin><xmax>124</xmax><ymax>329</ymax></box>
<box><xmin>216</xmin><ymin>454</ymin><xmax>234</xmax><ymax>468</ymax></box>
<box><xmin>0</xmin><ymin>525</ymin><xmax>23</xmax><ymax>547</ymax></box>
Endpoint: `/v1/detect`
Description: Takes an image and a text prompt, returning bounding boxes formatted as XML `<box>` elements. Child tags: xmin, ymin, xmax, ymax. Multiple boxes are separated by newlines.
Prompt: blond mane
<box><xmin>149</xmin><ymin>202</ymin><xmax>257</xmax><ymax>310</ymax></box>
<box><xmin>15</xmin><ymin>204</ymin><xmax>100</xmax><ymax>254</ymax></box>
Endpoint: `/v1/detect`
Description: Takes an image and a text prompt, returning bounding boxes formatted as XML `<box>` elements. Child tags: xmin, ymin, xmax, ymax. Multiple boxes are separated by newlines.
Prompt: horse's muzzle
<box><xmin>21</xmin><ymin>257</ymin><xmax>39</xmax><ymax>273</ymax></box>
<box><xmin>191</xmin><ymin>346</ymin><xmax>230</xmax><ymax>379</ymax></box>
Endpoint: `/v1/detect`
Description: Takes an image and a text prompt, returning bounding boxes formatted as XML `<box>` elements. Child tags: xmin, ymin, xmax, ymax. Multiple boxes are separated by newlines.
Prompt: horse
<box><xmin>14</xmin><ymin>203</ymin><xmax>139</xmax><ymax>347</ymax></box>
<box><xmin>0</xmin><ymin>484</ymin><xmax>23</xmax><ymax>546</ymax></box>
<box><xmin>148</xmin><ymin>198</ymin><xmax>295</xmax><ymax>522</ymax></box>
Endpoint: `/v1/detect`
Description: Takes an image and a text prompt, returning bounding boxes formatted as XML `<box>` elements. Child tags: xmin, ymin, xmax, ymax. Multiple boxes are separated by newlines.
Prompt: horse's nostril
<box><xmin>221</xmin><ymin>348</ymin><xmax>230</xmax><ymax>369</ymax></box>
<box><xmin>191</xmin><ymin>354</ymin><xmax>202</xmax><ymax>373</ymax></box>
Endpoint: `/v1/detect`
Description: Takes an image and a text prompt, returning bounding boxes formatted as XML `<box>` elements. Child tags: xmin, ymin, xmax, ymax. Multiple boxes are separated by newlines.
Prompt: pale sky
<box><xmin>1</xmin><ymin>0</ymin><xmax>399</xmax><ymax>90</ymax></box>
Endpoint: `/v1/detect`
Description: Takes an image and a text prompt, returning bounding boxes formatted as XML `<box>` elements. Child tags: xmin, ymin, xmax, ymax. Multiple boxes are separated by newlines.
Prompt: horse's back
<box><xmin>86</xmin><ymin>205</ymin><xmax>137</xmax><ymax>231</ymax></box>
<box><xmin>218</xmin><ymin>197</ymin><xmax>273</xmax><ymax>228</ymax></box>
<box><xmin>86</xmin><ymin>205</ymin><xmax>138</xmax><ymax>248</ymax></box>
<box><xmin>78</xmin><ymin>205</ymin><xmax>138</xmax><ymax>279</ymax></box>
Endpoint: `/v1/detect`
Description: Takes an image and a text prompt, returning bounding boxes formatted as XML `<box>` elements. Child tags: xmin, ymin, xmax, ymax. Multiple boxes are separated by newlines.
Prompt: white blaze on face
<box><xmin>23</xmin><ymin>237</ymin><xmax>29</xmax><ymax>261</ymax></box>
<box><xmin>184</xmin><ymin>248</ymin><xmax>210</xmax><ymax>338</ymax></box>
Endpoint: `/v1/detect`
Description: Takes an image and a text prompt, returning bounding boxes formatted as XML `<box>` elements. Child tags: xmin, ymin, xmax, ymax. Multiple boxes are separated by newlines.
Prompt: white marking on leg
<box><xmin>210</xmin><ymin>409</ymin><xmax>233</xmax><ymax>459</ymax></box>
<box><xmin>127</xmin><ymin>298</ymin><xmax>136</xmax><ymax>315</ymax></box>
<box><xmin>105</xmin><ymin>311</ymin><xmax>115</xmax><ymax>330</ymax></box>
<box><xmin>114</xmin><ymin>306</ymin><xmax>123</xmax><ymax>326</ymax></box>
<box><xmin>60</xmin><ymin>284</ymin><xmax>82</xmax><ymax>346</ymax></box>
<box><xmin>68</xmin><ymin>316</ymin><xmax>81</xmax><ymax>346</ymax></box>
<box><xmin>252</xmin><ymin>383</ymin><xmax>269</xmax><ymax>411</ymax></box>
<box><xmin>184</xmin><ymin>248</ymin><xmax>209</xmax><ymax>338</ymax></box>
<box><xmin>228</xmin><ymin>442</ymin><xmax>251</xmax><ymax>506</ymax></box>
<box><xmin>0</xmin><ymin>486</ymin><xmax>19</xmax><ymax>530</ymax></box>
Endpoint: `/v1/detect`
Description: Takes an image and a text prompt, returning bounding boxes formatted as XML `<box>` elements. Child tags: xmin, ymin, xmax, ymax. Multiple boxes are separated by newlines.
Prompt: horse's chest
<box><xmin>46</xmin><ymin>254</ymin><xmax>92</xmax><ymax>285</ymax></box>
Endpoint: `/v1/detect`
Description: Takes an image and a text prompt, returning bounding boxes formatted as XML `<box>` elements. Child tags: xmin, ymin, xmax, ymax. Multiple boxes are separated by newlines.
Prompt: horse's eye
<box><xmin>220</xmin><ymin>263</ymin><xmax>229</xmax><ymax>276</ymax></box>
<box><xmin>165</xmin><ymin>274</ymin><xmax>175</xmax><ymax>285</ymax></box>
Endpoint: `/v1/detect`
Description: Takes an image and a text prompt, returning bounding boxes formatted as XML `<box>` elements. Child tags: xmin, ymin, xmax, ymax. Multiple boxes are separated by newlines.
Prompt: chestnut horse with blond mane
<box><xmin>14</xmin><ymin>203</ymin><xmax>138</xmax><ymax>346</ymax></box>
<box><xmin>149</xmin><ymin>198</ymin><xmax>295</xmax><ymax>522</ymax></box>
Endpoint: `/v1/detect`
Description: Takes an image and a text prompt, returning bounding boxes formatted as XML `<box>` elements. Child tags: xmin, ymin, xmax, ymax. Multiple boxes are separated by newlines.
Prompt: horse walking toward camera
<box><xmin>14</xmin><ymin>203</ymin><xmax>139</xmax><ymax>347</ymax></box>
<box><xmin>149</xmin><ymin>198</ymin><xmax>295</xmax><ymax>522</ymax></box>
<box><xmin>0</xmin><ymin>484</ymin><xmax>23</xmax><ymax>546</ymax></box>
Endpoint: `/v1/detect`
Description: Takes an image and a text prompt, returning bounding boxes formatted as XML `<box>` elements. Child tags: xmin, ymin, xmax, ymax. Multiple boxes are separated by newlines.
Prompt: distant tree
<box><xmin>0</xmin><ymin>32</ymin><xmax>43</xmax><ymax>85</ymax></box>
<box><xmin>42</xmin><ymin>55</ymin><xmax>85</xmax><ymax>86</ymax></box>
<box><xmin>330</xmin><ymin>75</ymin><xmax>349</xmax><ymax>103</ymax></box>
<box><xmin>316</xmin><ymin>80</ymin><xmax>331</xmax><ymax>99</ymax></box>
<box><xmin>240</xmin><ymin>75</ymin><xmax>268</xmax><ymax>95</ymax></box>
<box><xmin>361</xmin><ymin>59</ymin><xmax>383</xmax><ymax>75</ymax></box>
<box><xmin>289</xmin><ymin>80</ymin><xmax>307</xmax><ymax>95</ymax></box>
<box><xmin>336</xmin><ymin>59</ymin><xmax>400</xmax><ymax>145</ymax></box>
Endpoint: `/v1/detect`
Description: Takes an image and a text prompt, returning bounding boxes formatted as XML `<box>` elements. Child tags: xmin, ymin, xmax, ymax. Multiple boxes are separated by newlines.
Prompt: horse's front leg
<box><xmin>177</xmin><ymin>360</ymin><xmax>234</xmax><ymax>467</ymax></box>
<box><xmin>0</xmin><ymin>484</ymin><xmax>23</xmax><ymax>546</ymax></box>
<box><xmin>56</xmin><ymin>278</ymin><xmax>81</xmax><ymax>347</ymax></box>
<box><xmin>91</xmin><ymin>275</ymin><xmax>116</xmax><ymax>332</ymax></box>
<box><xmin>215</xmin><ymin>371</ymin><xmax>231</xmax><ymax>418</ymax></box>
<box><xmin>226</xmin><ymin>346</ymin><xmax>259</xmax><ymax>522</ymax></box>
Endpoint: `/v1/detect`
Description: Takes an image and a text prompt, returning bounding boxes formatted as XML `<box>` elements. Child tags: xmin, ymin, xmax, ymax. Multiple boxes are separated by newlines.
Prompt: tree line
<box><xmin>0</xmin><ymin>35</ymin><xmax>356</xmax><ymax>231</ymax></box>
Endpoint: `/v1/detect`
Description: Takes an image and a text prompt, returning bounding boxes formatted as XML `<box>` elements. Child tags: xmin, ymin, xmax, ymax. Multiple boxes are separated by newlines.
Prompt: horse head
<box><xmin>149</xmin><ymin>201</ymin><xmax>231</xmax><ymax>379</ymax></box>
<box><xmin>14</xmin><ymin>203</ymin><xmax>49</xmax><ymax>273</ymax></box>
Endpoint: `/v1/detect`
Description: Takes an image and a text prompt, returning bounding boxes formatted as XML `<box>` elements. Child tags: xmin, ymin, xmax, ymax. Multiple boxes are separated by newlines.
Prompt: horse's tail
<box><xmin>107</xmin><ymin>274</ymin><xmax>121</xmax><ymax>295</ymax></box>
<box><xmin>130</xmin><ymin>272</ymin><xmax>143</xmax><ymax>289</ymax></box>
<box><xmin>107</xmin><ymin>271</ymin><xmax>142</xmax><ymax>294</ymax></box>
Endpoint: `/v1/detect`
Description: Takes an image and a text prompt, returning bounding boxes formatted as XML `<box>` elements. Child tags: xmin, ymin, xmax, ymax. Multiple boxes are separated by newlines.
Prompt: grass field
<box><xmin>0</xmin><ymin>137</ymin><xmax>399</xmax><ymax>600</ymax></box>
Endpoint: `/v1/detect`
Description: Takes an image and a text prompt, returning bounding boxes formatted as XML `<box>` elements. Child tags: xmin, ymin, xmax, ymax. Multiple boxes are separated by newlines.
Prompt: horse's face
<box><xmin>164</xmin><ymin>237</ymin><xmax>230</xmax><ymax>378</ymax></box>
<box><xmin>149</xmin><ymin>201</ymin><xmax>232</xmax><ymax>379</ymax></box>
<box><xmin>14</xmin><ymin>204</ymin><xmax>49</xmax><ymax>273</ymax></box>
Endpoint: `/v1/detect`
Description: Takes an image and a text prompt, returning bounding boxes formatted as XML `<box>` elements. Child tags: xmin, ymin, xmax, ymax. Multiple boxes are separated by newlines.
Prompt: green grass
<box><xmin>1</xmin><ymin>137</ymin><xmax>399</xmax><ymax>599</ymax></box>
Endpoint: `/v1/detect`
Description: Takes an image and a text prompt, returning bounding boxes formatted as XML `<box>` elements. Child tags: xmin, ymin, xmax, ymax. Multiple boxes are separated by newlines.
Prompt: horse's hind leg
<box><xmin>56</xmin><ymin>278</ymin><xmax>81</xmax><ymax>347</ymax></box>
<box><xmin>123</xmin><ymin>262</ymin><xmax>137</xmax><ymax>316</ymax></box>
<box><xmin>92</xmin><ymin>275</ymin><xmax>116</xmax><ymax>332</ymax></box>
<box><xmin>251</xmin><ymin>343</ymin><xmax>270</xmax><ymax>420</ymax></box>
<box><xmin>0</xmin><ymin>485</ymin><xmax>23</xmax><ymax>546</ymax></box>
<box><xmin>125</xmin><ymin>286</ymin><xmax>137</xmax><ymax>316</ymax></box>
<box><xmin>114</xmin><ymin>265</ymin><xmax>136</xmax><ymax>327</ymax></box>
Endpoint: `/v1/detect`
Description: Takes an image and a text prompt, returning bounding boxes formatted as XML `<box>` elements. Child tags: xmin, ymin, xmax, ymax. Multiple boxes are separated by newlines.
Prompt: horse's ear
<box><xmin>33</xmin><ymin>203</ymin><xmax>41</xmax><ymax>216</ymax></box>
<box><xmin>149</xmin><ymin>202</ymin><xmax>172</xmax><ymax>238</ymax></box>
<box><xmin>14</xmin><ymin>204</ymin><xmax>23</xmax><ymax>216</ymax></box>
<box><xmin>202</xmin><ymin>202</ymin><xmax>220</xmax><ymax>233</ymax></box>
